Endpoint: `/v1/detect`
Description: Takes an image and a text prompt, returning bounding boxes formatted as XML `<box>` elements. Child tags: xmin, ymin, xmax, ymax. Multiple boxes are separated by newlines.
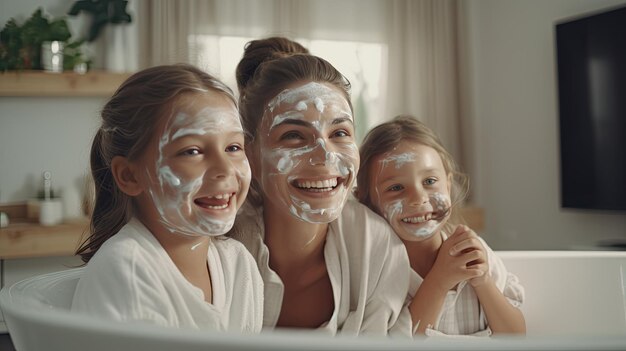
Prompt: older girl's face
<box><xmin>135</xmin><ymin>92</ymin><xmax>251</xmax><ymax>237</ymax></box>
<box><xmin>368</xmin><ymin>142</ymin><xmax>451</xmax><ymax>242</ymax></box>
<box><xmin>253</xmin><ymin>81</ymin><xmax>359</xmax><ymax>223</ymax></box>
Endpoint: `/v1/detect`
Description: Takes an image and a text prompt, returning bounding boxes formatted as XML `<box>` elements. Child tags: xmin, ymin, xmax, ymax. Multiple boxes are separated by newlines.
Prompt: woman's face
<box><xmin>135</xmin><ymin>92</ymin><xmax>251</xmax><ymax>237</ymax></box>
<box><xmin>253</xmin><ymin>81</ymin><xmax>359</xmax><ymax>223</ymax></box>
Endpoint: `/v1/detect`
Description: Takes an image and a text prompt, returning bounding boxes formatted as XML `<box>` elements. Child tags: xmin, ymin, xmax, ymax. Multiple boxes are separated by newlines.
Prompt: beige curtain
<box><xmin>384</xmin><ymin>0</ymin><xmax>462</xmax><ymax>163</ymax></box>
<box><xmin>137</xmin><ymin>0</ymin><xmax>195</xmax><ymax>67</ymax></box>
<box><xmin>137</xmin><ymin>0</ymin><xmax>313</xmax><ymax>68</ymax></box>
<box><xmin>137</xmin><ymin>0</ymin><xmax>463</xmax><ymax>165</ymax></box>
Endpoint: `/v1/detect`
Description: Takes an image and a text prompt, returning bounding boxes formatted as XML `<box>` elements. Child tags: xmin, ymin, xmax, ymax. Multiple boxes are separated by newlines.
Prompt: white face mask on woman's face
<box><xmin>256</xmin><ymin>82</ymin><xmax>359</xmax><ymax>224</ymax></box>
<box><xmin>139</xmin><ymin>93</ymin><xmax>251</xmax><ymax>237</ymax></box>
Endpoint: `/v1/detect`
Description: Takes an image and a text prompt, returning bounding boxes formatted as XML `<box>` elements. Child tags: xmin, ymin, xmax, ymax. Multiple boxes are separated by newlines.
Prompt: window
<box><xmin>191</xmin><ymin>35</ymin><xmax>386</xmax><ymax>143</ymax></box>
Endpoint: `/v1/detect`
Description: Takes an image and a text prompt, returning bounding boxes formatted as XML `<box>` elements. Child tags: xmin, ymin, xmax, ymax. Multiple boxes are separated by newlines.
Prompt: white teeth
<box><xmin>205</xmin><ymin>204</ymin><xmax>228</xmax><ymax>210</ymax></box>
<box><xmin>197</xmin><ymin>193</ymin><xmax>233</xmax><ymax>209</ymax></box>
<box><xmin>296</xmin><ymin>178</ymin><xmax>338</xmax><ymax>189</ymax></box>
<box><xmin>402</xmin><ymin>213</ymin><xmax>432</xmax><ymax>224</ymax></box>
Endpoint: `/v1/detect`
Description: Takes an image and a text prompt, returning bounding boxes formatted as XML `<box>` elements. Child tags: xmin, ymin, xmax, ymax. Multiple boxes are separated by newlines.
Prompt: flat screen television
<box><xmin>555</xmin><ymin>5</ymin><xmax>626</xmax><ymax>211</ymax></box>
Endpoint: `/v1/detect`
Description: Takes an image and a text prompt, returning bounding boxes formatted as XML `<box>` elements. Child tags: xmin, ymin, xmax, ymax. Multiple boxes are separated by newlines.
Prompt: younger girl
<box><xmin>71</xmin><ymin>64</ymin><xmax>263</xmax><ymax>332</ymax></box>
<box><xmin>356</xmin><ymin>115</ymin><xmax>525</xmax><ymax>336</ymax></box>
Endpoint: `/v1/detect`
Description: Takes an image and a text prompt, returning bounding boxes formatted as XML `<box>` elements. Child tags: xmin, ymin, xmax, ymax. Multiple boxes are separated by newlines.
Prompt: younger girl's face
<box><xmin>254</xmin><ymin>81</ymin><xmax>359</xmax><ymax>223</ymax></box>
<box><xmin>368</xmin><ymin>142</ymin><xmax>451</xmax><ymax>242</ymax></box>
<box><xmin>136</xmin><ymin>91</ymin><xmax>251</xmax><ymax>237</ymax></box>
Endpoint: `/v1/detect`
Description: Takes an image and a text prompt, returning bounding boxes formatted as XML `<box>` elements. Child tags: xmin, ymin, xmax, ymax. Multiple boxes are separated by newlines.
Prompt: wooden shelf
<box><xmin>0</xmin><ymin>219</ymin><xmax>88</xmax><ymax>259</ymax></box>
<box><xmin>0</xmin><ymin>70</ymin><xmax>131</xmax><ymax>97</ymax></box>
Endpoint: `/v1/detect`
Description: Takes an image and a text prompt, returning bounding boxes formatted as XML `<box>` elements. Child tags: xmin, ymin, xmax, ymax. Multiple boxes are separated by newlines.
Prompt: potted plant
<box><xmin>0</xmin><ymin>8</ymin><xmax>91</xmax><ymax>72</ymax></box>
<box><xmin>68</xmin><ymin>0</ymin><xmax>134</xmax><ymax>72</ymax></box>
<box><xmin>68</xmin><ymin>0</ymin><xmax>133</xmax><ymax>42</ymax></box>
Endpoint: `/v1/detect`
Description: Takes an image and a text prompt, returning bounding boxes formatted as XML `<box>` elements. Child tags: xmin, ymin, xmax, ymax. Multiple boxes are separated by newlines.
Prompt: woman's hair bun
<box><xmin>236</xmin><ymin>37</ymin><xmax>309</xmax><ymax>93</ymax></box>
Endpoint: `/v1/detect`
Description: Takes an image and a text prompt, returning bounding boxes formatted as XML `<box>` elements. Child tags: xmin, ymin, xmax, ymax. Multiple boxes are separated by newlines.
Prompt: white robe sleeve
<box><xmin>334</xmin><ymin>199</ymin><xmax>413</xmax><ymax>337</ymax></box>
<box><xmin>481</xmin><ymin>237</ymin><xmax>525</xmax><ymax>308</ymax></box>
<box><xmin>72</xmin><ymin>243</ymin><xmax>174</xmax><ymax>327</ymax></box>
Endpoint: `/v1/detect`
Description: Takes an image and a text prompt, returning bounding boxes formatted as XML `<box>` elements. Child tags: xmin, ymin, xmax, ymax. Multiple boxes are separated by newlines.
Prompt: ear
<box><xmin>111</xmin><ymin>156</ymin><xmax>144</xmax><ymax>196</ymax></box>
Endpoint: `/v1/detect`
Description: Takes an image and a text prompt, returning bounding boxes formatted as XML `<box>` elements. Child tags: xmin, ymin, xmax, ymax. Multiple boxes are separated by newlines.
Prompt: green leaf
<box><xmin>67</xmin><ymin>0</ymin><xmax>133</xmax><ymax>42</ymax></box>
<box><xmin>0</xmin><ymin>7</ymin><xmax>92</xmax><ymax>71</ymax></box>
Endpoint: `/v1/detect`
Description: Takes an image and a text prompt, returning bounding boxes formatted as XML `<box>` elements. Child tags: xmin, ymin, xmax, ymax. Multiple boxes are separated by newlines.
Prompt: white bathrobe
<box><xmin>230</xmin><ymin>196</ymin><xmax>413</xmax><ymax>336</ymax></box>
<box><xmin>71</xmin><ymin>218</ymin><xmax>263</xmax><ymax>333</ymax></box>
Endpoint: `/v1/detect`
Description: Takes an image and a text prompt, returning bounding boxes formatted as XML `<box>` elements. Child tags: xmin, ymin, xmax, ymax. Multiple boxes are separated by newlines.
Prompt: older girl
<box><xmin>72</xmin><ymin>64</ymin><xmax>263</xmax><ymax>332</ymax></box>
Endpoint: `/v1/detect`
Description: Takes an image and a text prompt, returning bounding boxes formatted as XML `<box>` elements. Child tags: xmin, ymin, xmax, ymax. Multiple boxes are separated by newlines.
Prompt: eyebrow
<box><xmin>170</xmin><ymin>125</ymin><xmax>243</xmax><ymax>141</ymax></box>
<box><xmin>332</xmin><ymin>116</ymin><xmax>354</xmax><ymax>125</ymax></box>
<box><xmin>377</xmin><ymin>174</ymin><xmax>401</xmax><ymax>185</ymax></box>
<box><xmin>376</xmin><ymin>167</ymin><xmax>440</xmax><ymax>184</ymax></box>
<box><xmin>271</xmin><ymin>115</ymin><xmax>354</xmax><ymax>130</ymax></box>
<box><xmin>273</xmin><ymin>118</ymin><xmax>310</xmax><ymax>129</ymax></box>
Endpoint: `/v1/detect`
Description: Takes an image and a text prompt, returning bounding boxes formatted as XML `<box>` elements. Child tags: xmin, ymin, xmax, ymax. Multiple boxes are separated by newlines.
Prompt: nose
<box><xmin>308</xmin><ymin>138</ymin><xmax>337</xmax><ymax>166</ymax></box>
<box><xmin>206</xmin><ymin>153</ymin><xmax>235</xmax><ymax>180</ymax></box>
<box><xmin>407</xmin><ymin>184</ymin><xmax>430</xmax><ymax>207</ymax></box>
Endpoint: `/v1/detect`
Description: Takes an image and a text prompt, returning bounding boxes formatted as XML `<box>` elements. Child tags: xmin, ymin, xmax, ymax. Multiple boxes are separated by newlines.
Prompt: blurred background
<box><xmin>2</xmin><ymin>1</ymin><xmax>626</xmax><ymax>347</ymax></box>
<box><xmin>1</xmin><ymin>0</ymin><xmax>625</xmax><ymax>290</ymax></box>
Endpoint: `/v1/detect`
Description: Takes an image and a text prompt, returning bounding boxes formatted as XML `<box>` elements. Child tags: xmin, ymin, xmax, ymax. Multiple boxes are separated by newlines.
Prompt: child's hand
<box><xmin>426</xmin><ymin>225</ymin><xmax>488</xmax><ymax>291</ymax></box>
<box><xmin>447</xmin><ymin>225</ymin><xmax>490</xmax><ymax>288</ymax></box>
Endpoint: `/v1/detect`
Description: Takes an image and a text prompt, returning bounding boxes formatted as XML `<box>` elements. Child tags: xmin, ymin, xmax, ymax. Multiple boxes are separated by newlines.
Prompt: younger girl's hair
<box><xmin>235</xmin><ymin>36</ymin><xmax>353</xmax><ymax>206</ymax></box>
<box><xmin>356</xmin><ymin>115</ymin><xmax>469</xmax><ymax>230</ymax></box>
<box><xmin>76</xmin><ymin>64</ymin><xmax>236</xmax><ymax>263</ymax></box>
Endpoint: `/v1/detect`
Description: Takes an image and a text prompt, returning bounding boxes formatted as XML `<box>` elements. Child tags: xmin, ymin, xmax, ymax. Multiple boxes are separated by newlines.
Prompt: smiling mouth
<box><xmin>194</xmin><ymin>192</ymin><xmax>235</xmax><ymax>210</ymax></box>
<box><xmin>293</xmin><ymin>177</ymin><xmax>343</xmax><ymax>193</ymax></box>
<box><xmin>401</xmin><ymin>212</ymin><xmax>434</xmax><ymax>224</ymax></box>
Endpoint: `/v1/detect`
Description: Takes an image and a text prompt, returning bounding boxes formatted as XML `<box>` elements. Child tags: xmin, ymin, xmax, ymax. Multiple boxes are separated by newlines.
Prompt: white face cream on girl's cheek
<box><xmin>261</xmin><ymin>82</ymin><xmax>358</xmax><ymax>223</ymax></box>
<box><xmin>383</xmin><ymin>199</ymin><xmax>403</xmax><ymax>221</ymax></box>
<box><xmin>431</xmin><ymin>192</ymin><xmax>449</xmax><ymax>213</ymax></box>
<box><xmin>417</xmin><ymin>192</ymin><xmax>450</xmax><ymax>237</ymax></box>
<box><xmin>381</xmin><ymin>193</ymin><xmax>450</xmax><ymax>241</ymax></box>
<box><xmin>148</xmin><ymin>106</ymin><xmax>249</xmax><ymax>237</ymax></box>
<box><xmin>374</xmin><ymin>152</ymin><xmax>451</xmax><ymax>241</ymax></box>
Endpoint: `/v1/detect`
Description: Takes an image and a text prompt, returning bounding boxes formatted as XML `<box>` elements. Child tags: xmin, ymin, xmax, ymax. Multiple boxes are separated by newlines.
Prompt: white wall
<box><xmin>0</xmin><ymin>0</ymin><xmax>74</xmax><ymax>25</ymax></box>
<box><xmin>0</xmin><ymin>98</ymin><xmax>103</xmax><ymax>202</ymax></box>
<box><xmin>460</xmin><ymin>0</ymin><xmax>626</xmax><ymax>250</ymax></box>
<box><xmin>0</xmin><ymin>0</ymin><xmax>106</xmax><ymax>203</ymax></box>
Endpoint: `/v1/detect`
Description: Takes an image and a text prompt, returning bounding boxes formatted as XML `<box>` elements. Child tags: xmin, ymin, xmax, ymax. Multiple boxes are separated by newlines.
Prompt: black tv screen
<box><xmin>556</xmin><ymin>5</ymin><xmax>626</xmax><ymax>211</ymax></box>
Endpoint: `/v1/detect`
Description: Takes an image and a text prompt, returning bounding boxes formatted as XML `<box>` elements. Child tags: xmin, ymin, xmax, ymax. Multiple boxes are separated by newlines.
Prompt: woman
<box><xmin>229</xmin><ymin>37</ymin><xmax>412</xmax><ymax>336</ymax></box>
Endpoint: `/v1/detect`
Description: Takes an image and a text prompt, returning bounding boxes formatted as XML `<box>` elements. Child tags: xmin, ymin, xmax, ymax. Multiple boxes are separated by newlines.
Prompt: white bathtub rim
<box><xmin>3</xmin><ymin>285</ymin><xmax>626</xmax><ymax>351</ymax></box>
<box><xmin>496</xmin><ymin>250</ymin><xmax>626</xmax><ymax>259</ymax></box>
